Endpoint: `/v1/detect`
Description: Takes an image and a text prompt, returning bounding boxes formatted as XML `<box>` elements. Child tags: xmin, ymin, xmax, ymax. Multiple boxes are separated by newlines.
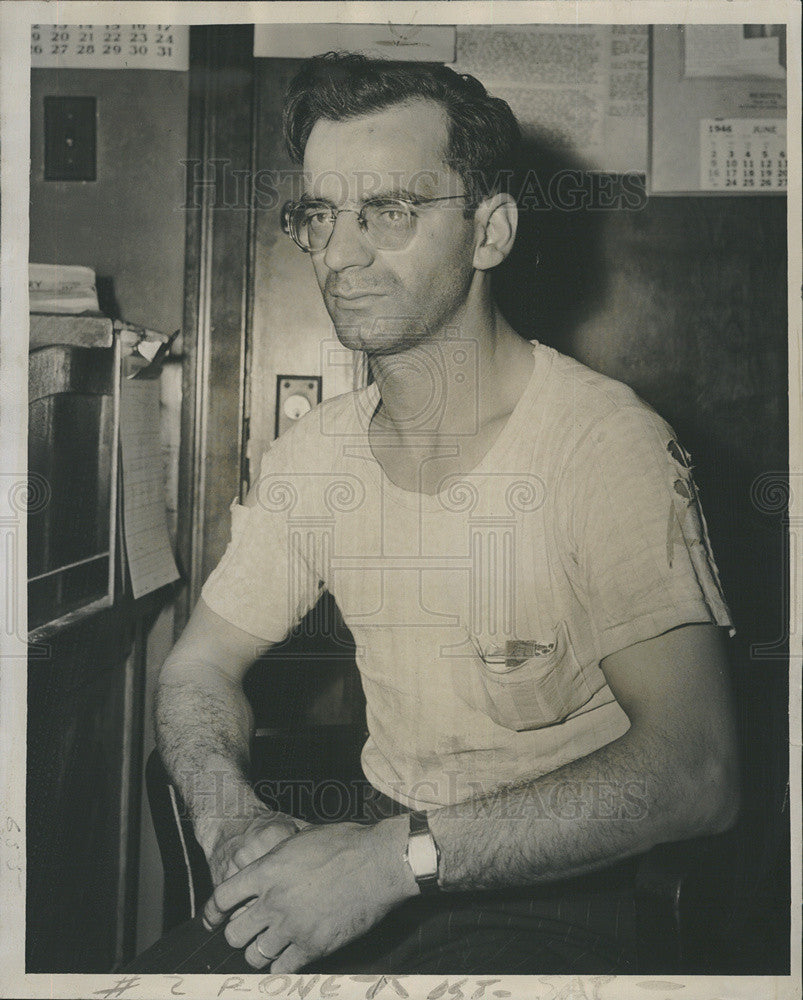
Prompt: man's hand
<box><xmin>203</xmin><ymin>816</ymin><xmax>416</xmax><ymax>971</ymax></box>
<box><xmin>202</xmin><ymin>809</ymin><xmax>310</xmax><ymax>887</ymax></box>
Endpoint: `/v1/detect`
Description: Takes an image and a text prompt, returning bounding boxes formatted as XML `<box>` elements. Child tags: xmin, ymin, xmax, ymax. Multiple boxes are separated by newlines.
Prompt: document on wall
<box><xmin>254</xmin><ymin>23</ymin><xmax>456</xmax><ymax>62</ymax></box>
<box><xmin>119</xmin><ymin>377</ymin><xmax>180</xmax><ymax>599</ymax></box>
<box><xmin>683</xmin><ymin>25</ymin><xmax>786</xmax><ymax>79</ymax></box>
<box><xmin>451</xmin><ymin>25</ymin><xmax>649</xmax><ymax>173</ymax></box>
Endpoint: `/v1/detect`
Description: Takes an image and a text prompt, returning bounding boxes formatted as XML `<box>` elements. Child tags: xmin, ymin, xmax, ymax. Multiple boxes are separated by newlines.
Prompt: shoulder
<box><xmin>258</xmin><ymin>384</ymin><xmax>375</xmax><ymax>474</ymax></box>
<box><xmin>533</xmin><ymin>353</ymin><xmax>688</xmax><ymax>520</ymax></box>
<box><xmin>533</xmin><ymin>345</ymin><xmax>674</xmax><ymax>459</ymax></box>
<box><xmin>537</xmin><ymin>345</ymin><xmax>658</xmax><ymax>427</ymax></box>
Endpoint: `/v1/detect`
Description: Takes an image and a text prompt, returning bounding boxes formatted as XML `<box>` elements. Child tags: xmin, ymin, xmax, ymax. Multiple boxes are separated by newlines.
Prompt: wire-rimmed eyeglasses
<box><xmin>281</xmin><ymin>194</ymin><xmax>471</xmax><ymax>253</ymax></box>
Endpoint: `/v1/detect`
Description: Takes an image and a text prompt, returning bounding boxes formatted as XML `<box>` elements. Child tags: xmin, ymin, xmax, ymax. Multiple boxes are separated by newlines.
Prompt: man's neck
<box><xmin>367</xmin><ymin>282</ymin><xmax>532</xmax><ymax>442</ymax></box>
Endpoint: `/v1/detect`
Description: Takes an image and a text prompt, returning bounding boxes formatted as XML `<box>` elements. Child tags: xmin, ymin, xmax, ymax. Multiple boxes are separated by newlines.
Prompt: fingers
<box><xmin>208</xmin><ymin>847</ymin><xmax>243</xmax><ymax>889</ymax></box>
<box><xmin>224</xmin><ymin>897</ymin><xmax>273</xmax><ymax>950</ymax></box>
<box><xmin>232</xmin><ymin>824</ymin><xmax>290</xmax><ymax>869</ymax></box>
<box><xmin>204</xmin><ymin>850</ymin><xmax>276</xmax><ymax>929</ymax></box>
<box><xmin>270</xmin><ymin>944</ymin><xmax>312</xmax><ymax>974</ymax></box>
<box><xmin>243</xmin><ymin>928</ymin><xmax>293</xmax><ymax>969</ymax></box>
<box><xmin>203</xmin><ymin>895</ymin><xmax>225</xmax><ymax>931</ymax></box>
<box><xmin>233</xmin><ymin>843</ymin><xmax>266</xmax><ymax>869</ymax></box>
<box><xmin>230</xmin><ymin>814</ymin><xmax>307</xmax><ymax>872</ymax></box>
<box><xmin>203</xmin><ymin>878</ymin><xmax>249</xmax><ymax>929</ymax></box>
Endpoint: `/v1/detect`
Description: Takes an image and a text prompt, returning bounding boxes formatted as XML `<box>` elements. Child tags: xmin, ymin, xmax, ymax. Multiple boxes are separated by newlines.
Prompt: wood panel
<box><xmin>26</xmin><ymin>607</ymin><xmax>138</xmax><ymax>971</ymax></box>
<box><xmin>176</xmin><ymin>25</ymin><xmax>256</xmax><ymax>631</ymax></box>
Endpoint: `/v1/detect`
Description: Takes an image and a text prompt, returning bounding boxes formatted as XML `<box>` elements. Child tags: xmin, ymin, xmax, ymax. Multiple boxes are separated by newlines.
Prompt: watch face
<box><xmin>407</xmin><ymin>830</ymin><xmax>439</xmax><ymax>879</ymax></box>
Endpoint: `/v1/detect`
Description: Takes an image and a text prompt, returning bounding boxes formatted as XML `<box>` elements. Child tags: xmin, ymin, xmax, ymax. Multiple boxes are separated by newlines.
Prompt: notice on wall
<box><xmin>451</xmin><ymin>25</ymin><xmax>648</xmax><ymax>174</ymax></box>
<box><xmin>119</xmin><ymin>377</ymin><xmax>180</xmax><ymax>599</ymax></box>
<box><xmin>254</xmin><ymin>23</ymin><xmax>456</xmax><ymax>62</ymax></box>
<box><xmin>700</xmin><ymin>118</ymin><xmax>787</xmax><ymax>192</ymax></box>
<box><xmin>31</xmin><ymin>24</ymin><xmax>189</xmax><ymax>71</ymax></box>
<box><xmin>684</xmin><ymin>24</ymin><xmax>786</xmax><ymax>79</ymax></box>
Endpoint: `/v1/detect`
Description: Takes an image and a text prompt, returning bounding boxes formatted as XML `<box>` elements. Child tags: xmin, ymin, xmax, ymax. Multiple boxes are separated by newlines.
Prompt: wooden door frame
<box><xmin>176</xmin><ymin>25</ymin><xmax>257</xmax><ymax>634</ymax></box>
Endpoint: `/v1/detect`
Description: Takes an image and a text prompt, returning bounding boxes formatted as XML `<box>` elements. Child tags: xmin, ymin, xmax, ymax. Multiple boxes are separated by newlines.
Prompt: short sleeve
<box><xmin>200</xmin><ymin>447</ymin><xmax>323</xmax><ymax>642</ymax></box>
<box><xmin>560</xmin><ymin>404</ymin><xmax>733</xmax><ymax>660</ymax></box>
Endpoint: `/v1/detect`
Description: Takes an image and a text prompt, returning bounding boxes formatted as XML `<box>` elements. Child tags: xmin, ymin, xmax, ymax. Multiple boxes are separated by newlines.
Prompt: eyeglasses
<box><xmin>281</xmin><ymin>194</ymin><xmax>470</xmax><ymax>253</ymax></box>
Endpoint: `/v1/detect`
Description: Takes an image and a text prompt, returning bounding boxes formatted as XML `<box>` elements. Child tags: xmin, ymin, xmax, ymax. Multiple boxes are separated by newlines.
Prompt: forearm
<box><xmin>154</xmin><ymin>657</ymin><xmax>262</xmax><ymax>852</ymax></box>
<box><xmin>425</xmin><ymin>729</ymin><xmax>737</xmax><ymax>893</ymax></box>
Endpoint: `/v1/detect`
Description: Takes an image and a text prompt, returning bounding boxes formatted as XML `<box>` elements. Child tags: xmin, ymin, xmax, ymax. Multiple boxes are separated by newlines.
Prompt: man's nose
<box><xmin>322</xmin><ymin>210</ymin><xmax>374</xmax><ymax>271</ymax></box>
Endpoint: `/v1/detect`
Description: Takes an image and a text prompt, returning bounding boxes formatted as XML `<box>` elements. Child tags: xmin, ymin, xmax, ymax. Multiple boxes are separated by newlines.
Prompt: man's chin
<box><xmin>331</xmin><ymin>316</ymin><xmax>434</xmax><ymax>357</ymax></box>
<box><xmin>331</xmin><ymin>320</ymin><xmax>411</xmax><ymax>355</ymax></box>
<box><xmin>330</xmin><ymin>320</ymin><xmax>369</xmax><ymax>353</ymax></box>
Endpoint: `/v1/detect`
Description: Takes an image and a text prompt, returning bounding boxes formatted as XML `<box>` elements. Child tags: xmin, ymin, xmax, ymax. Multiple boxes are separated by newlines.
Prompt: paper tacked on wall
<box><xmin>119</xmin><ymin>376</ymin><xmax>180</xmax><ymax>599</ymax></box>
<box><xmin>452</xmin><ymin>25</ymin><xmax>648</xmax><ymax>173</ymax></box>
<box><xmin>254</xmin><ymin>23</ymin><xmax>456</xmax><ymax>63</ymax></box>
<box><xmin>683</xmin><ymin>25</ymin><xmax>786</xmax><ymax>79</ymax></box>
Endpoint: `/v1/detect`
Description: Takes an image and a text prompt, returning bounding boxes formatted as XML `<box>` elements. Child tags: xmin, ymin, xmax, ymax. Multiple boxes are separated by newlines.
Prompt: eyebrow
<box><xmin>299</xmin><ymin>187</ymin><xmax>425</xmax><ymax>206</ymax></box>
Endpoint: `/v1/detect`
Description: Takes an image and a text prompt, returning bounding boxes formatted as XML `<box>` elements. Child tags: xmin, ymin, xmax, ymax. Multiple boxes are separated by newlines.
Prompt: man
<box><xmin>154</xmin><ymin>54</ymin><xmax>739</xmax><ymax>975</ymax></box>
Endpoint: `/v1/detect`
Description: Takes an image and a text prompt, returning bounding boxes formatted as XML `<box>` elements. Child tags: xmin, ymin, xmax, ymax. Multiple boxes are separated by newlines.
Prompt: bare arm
<box><xmin>205</xmin><ymin>622</ymin><xmax>741</xmax><ymax>970</ymax></box>
<box><xmin>155</xmin><ymin>598</ymin><xmax>304</xmax><ymax>883</ymax></box>
<box><xmin>425</xmin><ymin>622</ymin><xmax>740</xmax><ymax>889</ymax></box>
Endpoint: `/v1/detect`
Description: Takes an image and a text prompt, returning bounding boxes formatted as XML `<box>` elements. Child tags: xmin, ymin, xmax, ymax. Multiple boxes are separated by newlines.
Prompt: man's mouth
<box><xmin>330</xmin><ymin>291</ymin><xmax>386</xmax><ymax>307</ymax></box>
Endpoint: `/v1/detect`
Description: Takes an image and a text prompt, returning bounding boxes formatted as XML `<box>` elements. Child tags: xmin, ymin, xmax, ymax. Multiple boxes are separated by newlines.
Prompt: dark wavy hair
<box><xmin>282</xmin><ymin>52</ymin><xmax>521</xmax><ymax>204</ymax></box>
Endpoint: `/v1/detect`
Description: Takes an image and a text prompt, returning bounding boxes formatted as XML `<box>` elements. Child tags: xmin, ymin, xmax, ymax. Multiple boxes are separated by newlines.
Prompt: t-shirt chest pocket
<box><xmin>472</xmin><ymin>620</ymin><xmax>591</xmax><ymax>731</ymax></box>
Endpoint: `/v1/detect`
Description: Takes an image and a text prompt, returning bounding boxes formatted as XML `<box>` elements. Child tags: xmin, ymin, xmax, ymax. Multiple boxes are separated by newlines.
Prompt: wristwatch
<box><xmin>403</xmin><ymin>810</ymin><xmax>440</xmax><ymax>893</ymax></box>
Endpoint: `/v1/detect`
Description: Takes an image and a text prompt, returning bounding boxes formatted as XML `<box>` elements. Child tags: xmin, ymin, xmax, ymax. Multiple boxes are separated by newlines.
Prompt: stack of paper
<box><xmin>29</xmin><ymin>263</ymin><xmax>99</xmax><ymax>314</ymax></box>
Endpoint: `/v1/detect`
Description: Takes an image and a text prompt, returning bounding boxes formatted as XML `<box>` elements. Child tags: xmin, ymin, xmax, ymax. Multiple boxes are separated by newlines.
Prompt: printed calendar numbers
<box><xmin>701</xmin><ymin>119</ymin><xmax>786</xmax><ymax>192</ymax></box>
<box><xmin>31</xmin><ymin>24</ymin><xmax>189</xmax><ymax>71</ymax></box>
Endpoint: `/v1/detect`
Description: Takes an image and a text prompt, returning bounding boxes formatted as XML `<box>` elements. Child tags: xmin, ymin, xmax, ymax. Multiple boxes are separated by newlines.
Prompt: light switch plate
<box><xmin>44</xmin><ymin>96</ymin><xmax>96</xmax><ymax>181</ymax></box>
<box><xmin>275</xmin><ymin>374</ymin><xmax>322</xmax><ymax>438</ymax></box>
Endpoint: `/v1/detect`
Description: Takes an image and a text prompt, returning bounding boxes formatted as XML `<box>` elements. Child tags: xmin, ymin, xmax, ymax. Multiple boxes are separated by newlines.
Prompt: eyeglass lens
<box><xmin>292</xmin><ymin>199</ymin><xmax>415</xmax><ymax>251</ymax></box>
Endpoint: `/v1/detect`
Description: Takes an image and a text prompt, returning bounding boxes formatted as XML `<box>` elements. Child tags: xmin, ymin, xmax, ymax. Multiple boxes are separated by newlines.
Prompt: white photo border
<box><xmin>1</xmin><ymin>2</ymin><xmax>800</xmax><ymax>999</ymax></box>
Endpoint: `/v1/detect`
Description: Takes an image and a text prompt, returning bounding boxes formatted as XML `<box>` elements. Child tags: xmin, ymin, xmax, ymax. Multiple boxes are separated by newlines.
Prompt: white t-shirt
<box><xmin>201</xmin><ymin>342</ymin><xmax>732</xmax><ymax>809</ymax></box>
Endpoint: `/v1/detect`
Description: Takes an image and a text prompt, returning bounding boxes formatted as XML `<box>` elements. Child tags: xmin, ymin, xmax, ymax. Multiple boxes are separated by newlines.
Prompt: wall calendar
<box><xmin>700</xmin><ymin>119</ymin><xmax>787</xmax><ymax>192</ymax></box>
<box><xmin>31</xmin><ymin>24</ymin><xmax>189</xmax><ymax>71</ymax></box>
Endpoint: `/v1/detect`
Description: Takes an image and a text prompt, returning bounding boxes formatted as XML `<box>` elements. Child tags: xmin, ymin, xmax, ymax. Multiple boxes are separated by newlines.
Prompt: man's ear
<box><xmin>472</xmin><ymin>193</ymin><xmax>518</xmax><ymax>270</ymax></box>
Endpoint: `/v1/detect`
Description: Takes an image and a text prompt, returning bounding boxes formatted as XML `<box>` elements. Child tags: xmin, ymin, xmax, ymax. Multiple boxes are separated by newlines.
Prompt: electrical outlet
<box><xmin>44</xmin><ymin>96</ymin><xmax>96</xmax><ymax>181</ymax></box>
<box><xmin>275</xmin><ymin>375</ymin><xmax>322</xmax><ymax>438</ymax></box>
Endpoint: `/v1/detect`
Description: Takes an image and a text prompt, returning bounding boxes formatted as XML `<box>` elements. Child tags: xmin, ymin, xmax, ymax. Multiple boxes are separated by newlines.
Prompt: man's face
<box><xmin>302</xmin><ymin>99</ymin><xmax>477</xmax><ymax>355</ymax></box>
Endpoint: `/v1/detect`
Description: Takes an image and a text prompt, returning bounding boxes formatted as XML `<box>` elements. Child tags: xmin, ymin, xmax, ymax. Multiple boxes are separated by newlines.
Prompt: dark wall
<box><xmin>499</xmin><ymin>187</ymin><xmax>788</xmax><ymax>615</ymax></box>
<box><xmin>29</xmin><ymin>68</ymin><xmax>188</xmax><ymax>335</ymax></box>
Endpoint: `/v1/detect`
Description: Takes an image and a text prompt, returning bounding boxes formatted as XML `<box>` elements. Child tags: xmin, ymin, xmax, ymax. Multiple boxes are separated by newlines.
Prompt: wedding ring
<box><xmin>255</xmin><ymin>940</ymin><xmax>275</xmax><ymax>962</ymax></box>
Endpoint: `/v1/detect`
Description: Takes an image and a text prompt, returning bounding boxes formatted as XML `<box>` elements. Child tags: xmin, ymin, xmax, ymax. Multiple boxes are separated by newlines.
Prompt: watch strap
<box><xmin>406</xmin><ymin>810</ymin><xmax>440</xmax><ymax>894</ymax></box>
<box><xmin>409</xmin><ymin>810</ymin><xmax>430</xmax><ymax>835</ymax></box>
